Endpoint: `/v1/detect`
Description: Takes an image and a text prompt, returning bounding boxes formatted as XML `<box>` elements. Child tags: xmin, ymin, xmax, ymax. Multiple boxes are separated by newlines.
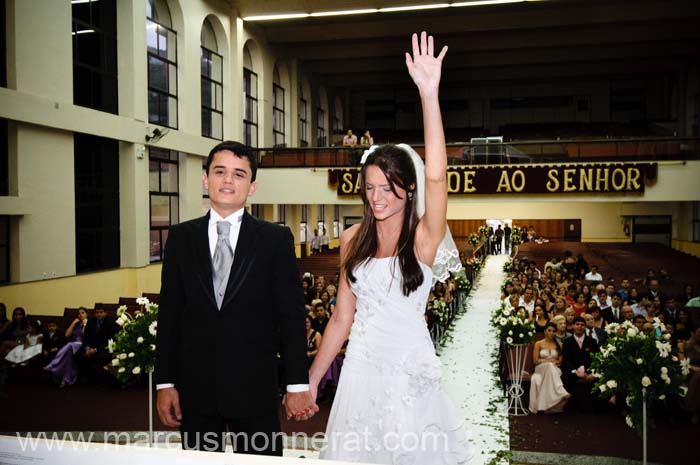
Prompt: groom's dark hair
<box><xmin>205</xmin><ymin>141</ymin><xmax>258</xmax><ymax>181</ymax></box>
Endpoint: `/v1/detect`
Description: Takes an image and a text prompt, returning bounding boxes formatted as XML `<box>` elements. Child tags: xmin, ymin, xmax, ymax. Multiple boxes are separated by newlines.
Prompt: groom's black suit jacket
<box><xmin>155</xmin><ymin>211</ymin><xmax>308</xmax><ymax>419</ymax></box>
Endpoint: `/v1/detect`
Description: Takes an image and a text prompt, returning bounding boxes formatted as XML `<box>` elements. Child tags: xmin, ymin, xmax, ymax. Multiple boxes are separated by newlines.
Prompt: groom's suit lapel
<box><xmin>221</xmin><ymin>211</ymin><xmax>258</xmax><ymax>310</ymax></box>
<box><xmin>194</xmin><ymin>213</ymin><xmax>217</xmax><ymax>308</ymax></box>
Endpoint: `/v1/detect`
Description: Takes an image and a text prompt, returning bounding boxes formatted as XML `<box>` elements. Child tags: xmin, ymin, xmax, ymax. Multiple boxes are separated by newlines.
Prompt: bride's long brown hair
<box><xmin>343</xmin><ymin>145</ymin><xmax>423</xmax><ymax>296</ymax></box>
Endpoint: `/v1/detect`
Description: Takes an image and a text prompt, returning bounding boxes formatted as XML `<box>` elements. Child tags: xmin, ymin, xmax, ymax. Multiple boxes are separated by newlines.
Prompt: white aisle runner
<box><xmin>440</xmin><ymin>255</ymin><xmax>509</xmax><ymax>465</ymax></box>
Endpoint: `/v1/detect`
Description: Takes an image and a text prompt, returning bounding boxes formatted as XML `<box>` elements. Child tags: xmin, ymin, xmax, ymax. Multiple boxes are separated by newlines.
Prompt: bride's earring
<box><xmin>408</xmin><ymin>191</ymin><xmax>414</xmax><ymax>200</ymax></box>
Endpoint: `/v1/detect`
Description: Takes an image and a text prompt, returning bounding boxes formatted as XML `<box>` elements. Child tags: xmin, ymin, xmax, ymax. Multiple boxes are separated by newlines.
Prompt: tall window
<box><xmin>332</xmin><ymin>115</ymin><xmax>340</xmax><ymax>137</ymax></box>
<box><xmin>149</xmin><ymin>148</ymin><xmax>179</xmax><ymax>262</ymax></box>
<box><xmin>147</xmin><ymin>0</ymin><xmax>178</xmax><ymax>128</ymax></box>
<box><xmin>74</xmin><ymin>134</ymin><xmax>120</xmax><ymax>273</ymax></box>
<box><xmin>1</xmin><ymin>0</ymin><xmax>6</xmax><ymax>88</ymax></box>
<box><xmin>273</xmin><ymin>78</ymin><xmax>285</xmax><ymax>146</ymax></box>
<box><xmin>299</xmin><ymin>97</ymin><xmax>308</xmax><ymax>147</ymax></box>
<box><xmin>0</xmin><ymin>118</ymin><xmax>7</xmax><ymax>196</ymax></box>
<box><xmin>317</xmin><ymin>108</ymin><xmax>326</xmax><ymax>146</ymax></box>
<box><xmin>72</xmin><ymin>0</ymin><xmax>118</xmax><ymax>114</ymax></box>
<box><xmin>333</xmin><ymin>205</ymin><xmax>340</xmax><ymax>238</ymax></box>
<box><xmin>693</xmin><ymin>201</ymin><xmax>699</xmax><ymax>242</ymax></box>
<box><xmin>0</xmin><ymin>216</ymin><xmax>8</xmax><ymax>283</ymax></box>
<box><xmin>251</xmin><ymin>204</ymin><xmax>263</xmax><ymax>219</ymax></box>
<box><xmin>201</xmin><ymin>20</ymin><xmax>222</xmax><ymax>140</ymax></box>
<box><xmin>277</xmin><ymin>204</ymin><xmax>287</xmax><ymax>226</ymax></box>
<box><xmin>243</xmin><ymin>67</ymin><xmax>258</xmax><ymax>147</ymax></box>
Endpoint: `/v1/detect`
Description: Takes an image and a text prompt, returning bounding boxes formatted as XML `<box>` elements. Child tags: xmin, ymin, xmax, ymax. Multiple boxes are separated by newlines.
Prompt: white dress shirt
<box><xmin>158</xmin><ymin>208</ymin><xmax>308</xmax><ymax>393</ymax></box>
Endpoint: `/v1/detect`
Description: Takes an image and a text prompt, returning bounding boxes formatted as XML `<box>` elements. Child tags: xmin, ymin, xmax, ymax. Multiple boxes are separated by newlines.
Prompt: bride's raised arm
<box><xmin>406</xmin><ymin>32</ymin><xmax>448</xmax><ymax>262</ymax></box>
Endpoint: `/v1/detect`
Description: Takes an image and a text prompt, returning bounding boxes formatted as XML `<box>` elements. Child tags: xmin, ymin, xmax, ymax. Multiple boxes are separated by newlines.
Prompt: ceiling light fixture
<box><xmin>379</xmin><ymin>3</ymin><xmax>451</xmax><ymax>13</ymax></box>
<box><xmin>243</xmin><ymin>0</ymin><xmax>542</xmax><ymax>21</ymax></box>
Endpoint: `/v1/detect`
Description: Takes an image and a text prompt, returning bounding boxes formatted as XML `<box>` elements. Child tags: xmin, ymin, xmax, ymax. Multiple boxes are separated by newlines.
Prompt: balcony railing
<box><xmin>253</xmin><ymin>137</ymin><xmax>700</xmax><ymax>168</ymax></box>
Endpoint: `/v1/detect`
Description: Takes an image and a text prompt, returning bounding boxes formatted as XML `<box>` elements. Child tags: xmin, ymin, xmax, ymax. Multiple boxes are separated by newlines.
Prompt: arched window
<box><xmin>147</xmin><ymin>0</ymin><xmax>178</xmax><ymax>128</ymax></box>
<box><xmin>72</xmin><ymin>0</ymin><xmax>118</xmax><ymax>113</ymax></box>
<box><xmin>243</xmin><ymin>46</ymin><xmax>258</xmax><ymax>147</ymax></box>
<box><xmin>272</xmin><ymin>67</ymin><xmax>285</xmax><ymax>147</ymax></box>
<box><xmin>201</xmin><ymin>19</ymin><xmax>222</xmax><ymax>139</ymax></box>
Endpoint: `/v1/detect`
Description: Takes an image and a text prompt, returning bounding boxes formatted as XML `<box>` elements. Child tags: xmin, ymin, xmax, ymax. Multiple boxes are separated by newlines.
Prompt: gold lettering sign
<box><xmin>328</xmin><ymin>163</ymin><xmax>657</xmax><ymax>196</ymax></box>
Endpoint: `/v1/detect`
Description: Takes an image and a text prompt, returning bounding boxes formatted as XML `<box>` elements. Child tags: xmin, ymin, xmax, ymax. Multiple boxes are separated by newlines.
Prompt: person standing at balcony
<box><xmin>342</xmin><ymin>129</ymin><xmax>357</xmax><ymax>147</ymax></box>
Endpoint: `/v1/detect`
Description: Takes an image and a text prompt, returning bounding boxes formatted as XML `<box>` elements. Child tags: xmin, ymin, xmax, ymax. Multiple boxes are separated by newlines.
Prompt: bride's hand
<box><xmin>405</xmin><ymin>31</ymin><xmax>447</xmax><ymax>98</ymax></box>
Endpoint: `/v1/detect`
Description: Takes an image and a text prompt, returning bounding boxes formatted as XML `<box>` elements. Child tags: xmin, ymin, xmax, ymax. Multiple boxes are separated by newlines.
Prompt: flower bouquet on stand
<box><xmin>109</xmin><ymin>297</ymin><xmax>159</xmax><ymax>446</ymax></box>
<box><xmin>590</xmin><ymin>319</ymin><xmax>688</xmax><ymax>463</ymax></box>
<box><xmin>492</xmin><ymin>305</ymin><xmax>535</xmax><ymax>415</ymax></box>
<box><xmin>509</xmin><ymin>225</ymin><xmax>522</xmax><ymax>256</ymax></box>
<box><xmin>109</xmin><ymin>297</ymin><xmax>158</xmax><ymax>384</ymax></box>
<box><xmin>468</xmin><ymin>232</ymin><xmax>480</xmax><ymax>248</ymax></box>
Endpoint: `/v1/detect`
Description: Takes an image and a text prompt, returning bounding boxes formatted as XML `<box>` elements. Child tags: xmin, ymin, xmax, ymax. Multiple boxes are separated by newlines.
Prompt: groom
<box><xmin>155</xmin><ymin>141</ymin><xmax>317</xmax><ymax>454</ymax></box>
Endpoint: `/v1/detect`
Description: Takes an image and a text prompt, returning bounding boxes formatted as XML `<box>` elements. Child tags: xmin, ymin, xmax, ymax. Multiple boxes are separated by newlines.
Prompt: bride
<box><xmin>307</xmin><ymin>32</ymin><xmax>473</xmax><ymax>464</ymax></box>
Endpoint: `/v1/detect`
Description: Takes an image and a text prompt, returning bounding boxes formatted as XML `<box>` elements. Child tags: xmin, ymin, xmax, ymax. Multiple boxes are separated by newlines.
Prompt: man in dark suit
<box><xmin>561</xmin><ymin>316</ymin><xmax>600</xmax><ymax>391</ymax></box>
<box><xmin>155</xmin><ymin>141</ymin><xmax>316</xmax><ymax>455</ymax></box>
<box><xmin>601</xmin><ymin>292</ymin><xmax>623</xmax><ymax>324</ymax></box>
<box><xmin>80</xmin><ymin>307</ymin><xmax>118</xmax><ymax>372</ymax></box>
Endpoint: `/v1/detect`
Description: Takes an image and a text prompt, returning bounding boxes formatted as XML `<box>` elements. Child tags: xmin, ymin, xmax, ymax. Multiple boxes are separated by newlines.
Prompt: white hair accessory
<box><xmin>360</xmin><ymin>143</ymin><xmax>463</xmax><ymax>284</ymax></box>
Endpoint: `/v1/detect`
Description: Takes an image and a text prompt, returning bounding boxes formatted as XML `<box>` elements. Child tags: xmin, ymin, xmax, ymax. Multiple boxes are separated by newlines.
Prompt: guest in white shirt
<box><xmin>585</xmin><ymin>265</ymin><xmax>603</xmax><ymax>281</ymax></box>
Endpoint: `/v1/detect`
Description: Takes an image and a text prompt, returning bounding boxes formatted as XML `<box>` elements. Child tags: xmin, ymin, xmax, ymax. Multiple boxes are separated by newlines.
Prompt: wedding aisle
<box><xmin>440</xmin><ymin>255</ymin><xmax>510</xmax><ymax>465</ymax></box>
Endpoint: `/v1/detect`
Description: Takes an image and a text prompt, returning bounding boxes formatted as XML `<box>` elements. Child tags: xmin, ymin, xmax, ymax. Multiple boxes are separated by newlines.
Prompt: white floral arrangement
<box><xmin>108</xmin><ymin>298</ymin><xmax>158</xmax><ymax>384</ymax></box>
<box><xmin>468</xmin><ymin>232</ymin><xmax>481</xmax><ymax>247</ymax></box>
<box><xmin>428</xmin><ymin>299</ymin><xmax>449</xmax><ymax>326</ymax></box>
<box><xmin>510</xmin><ymin>225</ymin><xmax>522</xmax><ymax>246</ymax></box>
<box><xmin>454</xmin><ymin>274</ymin><xmax>470</xmax><ymax>292</ymax></box>
<box><xmin>478</xmin><ymin>224</ymin><xmax>489</xmax><ymax>239</ymax></box>
<box><xmin>491</xmin><ymin>305</ymin><xmax>535</xmax><ymax>347</ymax></box>
<box><xmin>466</xmin><ymin>256</ymin><xmax>483</xmax><ymax>273</ymax></box>
<box><xmin>590</xmin><ymin>318</ymin><xmax>688</xmax><ymax>434</ymax></box>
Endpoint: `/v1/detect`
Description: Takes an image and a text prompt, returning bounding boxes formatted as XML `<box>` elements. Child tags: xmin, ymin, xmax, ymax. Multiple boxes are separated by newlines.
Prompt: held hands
<box><xmin>283</xmin><ymin>390</ymin><xmax>319</xmax><ymax>422</ymax></box>
<box><xmin>405</xmin><ymin>31</ymin><xmax>448</xmax><ymax>98</ymax></box>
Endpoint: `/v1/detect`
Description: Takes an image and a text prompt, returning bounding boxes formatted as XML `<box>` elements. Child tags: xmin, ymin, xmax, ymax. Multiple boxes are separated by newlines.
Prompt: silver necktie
<box><xmin>213</xmin><ymin>221</ymin><xmax>233</xmax><ymax>309</ymax></box>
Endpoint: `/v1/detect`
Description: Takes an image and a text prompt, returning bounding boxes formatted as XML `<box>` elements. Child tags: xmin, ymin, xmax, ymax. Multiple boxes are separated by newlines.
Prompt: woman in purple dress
<box><xmin>44</xmin><ymin>308</ymin><xmax>88</xmax><ymax>387</ymax></box>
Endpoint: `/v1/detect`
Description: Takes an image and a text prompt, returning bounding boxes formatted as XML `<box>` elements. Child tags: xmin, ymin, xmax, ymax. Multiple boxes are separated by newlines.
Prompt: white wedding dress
<box><xmin>320</xmin><ymin>257</ymin><xmax>473</xmax><ymax>464</ymax></box>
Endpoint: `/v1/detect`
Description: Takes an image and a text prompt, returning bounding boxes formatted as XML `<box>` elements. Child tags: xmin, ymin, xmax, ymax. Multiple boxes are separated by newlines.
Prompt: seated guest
<box><xmin>541</xmin><ymin>292</ymin><xmax>555</xmax><ymax>314</ymax></box>
<box><xmin>632</xmin><ymin>315</ymin><xmax>647</xmax><ymax>331</ymax></box>
<box><xmin>552</xmin><ymin>297</ymin><xmax>569</xmax><ymax>318</ymax></box>
<box><xmin>44</xmin><ymin>308</ymin><xmax>88</xmax><ymax>387</ymax></box>
<box><xmin>5</xmin><ymin>319</ymin><xmax>43</xmax><ymax>366</ymax></box>
<box><xmin>631</xmin><ymin>294</ymin><xmax>650</xmax><ymax>317</ymax></box>
<box><xmin>552</xmin><ymin>315</ymin><xmax>570</xmax><ymax>346</ymax></box>
<box><xmin>572</xmin><ymin>293</ymin><xmax>587</xmax><ymax>316</ymax></box>
<box><xmin>585</xmin><ymin>265</ymin><xmax>603</xmax><ymax>281</ymax></box>
<box><xmin>312</xmin><ymin>303</ymin><xmax>330</xmax><ymax>335</ymax></box>
<box><xmin>589</xmin><ymin>306</ymin><xmax>606</xmax><ymax>329</ymax></box>
<box><xmin>594</xmin><ymin>289</ymin><xmax>611</xmax><ymax>308</ymax></box>
<box><xmin>627</xmin><ymin>287</ymin><xmax>640</xmax><ymax>305</ymax></box>
<box><xmin>561</xmin><ymin>316</ymin><xmax>599</xmax><ymax>394</ymax></box>
<box><xmin>620</xmin><ymin>304</ymin><xmax>634</xmax><ymax>323</ymax></box>
<box><xmin>675</xmin><ymin>308</ymin><xmax>692</xmax><ymax>342</ymax></box>
<box><xmin>533</xmin><ymin>305</ymin><xmax>549</xmax><ymax>333</ymax></box>
<box><xmin>680</xmin><ymin>325</ymin><xmax>700</xmax><ymax>424</ymax></box>
<box><xmin>582</xmin><ymin>313</ymin><xmax>606</xmax><ymax>347</ymax></box>
<box><xmin>79</xmin><ymin>307</ymin><xmax>118</xmax><ymax>376</ymax></box>
<box><xmin>663</xmin><ymin>297</ymin><xmax>680</xmax><ymax>325</ymax></box>
<box><xmin>0</xmin><ymin>303</ymin><xmax>10</xmax><ymax>340</ymax></box>
<box><xmin>42</xmin><ymin>321</ymin><xmax>65</xmax><ymax>362</ymax></box>
<box><xmin>564</xmin><ymin>308</ymin><xmax>576</xmax><ymax>332</ymax></box>
<box><xmin>529</xmin><ymin>322</ymin><xmax>570</xmax><ymax>414</ymax></box>
<box><xmin>305</xmin><ymin>315</ymin><xmax>321</xmax><ymax>368</ymax></box>
<box><xmin>0</xmin><ymin>307</ymin><xmax>29</xmax><ymax>359</ymax></box>
<box><xmin>618</xmin><ymin>278</ymin><xmax>631</xmax><ymax>303</ymax></box>
<box><xmin>519</xmin><ymin>287</ymin><xmax>536</xmax><ymax>315</ymax></box>
<box><xmin>680</xmin><ymin>284</ymin><xmax>695</xmax><ymax>307</ymax></box>
<box><xmin>601</xmin><ymin>293</ymin><xmax>622</xmax><ymax>324</ymax></box>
